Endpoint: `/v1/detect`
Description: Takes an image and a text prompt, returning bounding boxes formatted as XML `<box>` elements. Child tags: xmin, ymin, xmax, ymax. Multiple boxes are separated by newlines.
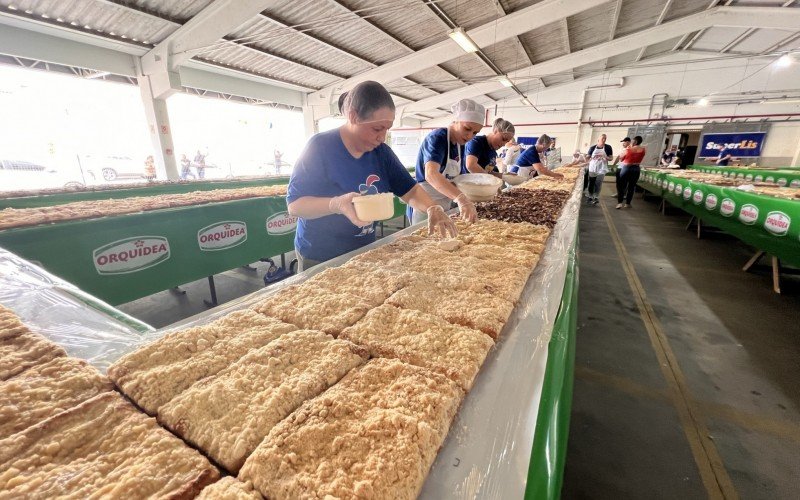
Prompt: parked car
<box><xmin>0</xmin><ymin>159</ymin><xmax>85</xmax><ymax>192</ymax></box>
<box><xmin>81</xmin><ymin>154</ymin><xmax>147</xmax><ymax>182</ymax></box>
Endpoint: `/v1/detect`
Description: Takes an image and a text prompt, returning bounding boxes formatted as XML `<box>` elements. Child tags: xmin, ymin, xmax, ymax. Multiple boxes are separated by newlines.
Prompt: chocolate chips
<box><xmin>475</xmin><ymin>189</ymin><xmax>570</xmax><ymax>228</ymax></box>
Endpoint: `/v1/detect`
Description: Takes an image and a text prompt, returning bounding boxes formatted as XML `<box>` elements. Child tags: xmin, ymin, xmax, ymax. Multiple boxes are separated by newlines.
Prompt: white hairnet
<box><xmin>451</xmin><ymin>99</ymin><xmax>485</xmax><ymax>125</ymax></box>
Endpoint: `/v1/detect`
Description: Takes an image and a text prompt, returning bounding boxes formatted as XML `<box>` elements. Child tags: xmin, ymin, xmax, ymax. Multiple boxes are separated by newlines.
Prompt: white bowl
<box><xmin>502</xmin><ymin>173</ymin><xmax>526</xmax><ymax>186</ymax></box>
<box><xmin>352</xmin><ymin>193</ymin><xmax>395</xmax><ymax>222</ymax></box>
<box><xmin>454</xmin><ymin>173</ymin><xmax>503</xmax><ymax>202</ymax></box>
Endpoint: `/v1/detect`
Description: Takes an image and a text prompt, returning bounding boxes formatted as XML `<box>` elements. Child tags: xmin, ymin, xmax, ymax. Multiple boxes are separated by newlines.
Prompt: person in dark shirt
<box><xmin>714</xmin><ymin>144</ymin><xmax>732</xmax><ymax>166</ymax></box>
<box><xmin>661</xmin><ymin>146</ymin><xmax>677</xmax><ymax>167</ymax></box>
<box><xmin>465</xmin><ymin>118</ymin><xmax>515</xmax><ymax>177</ymax></box>
<box><xmin>287</xmin><ymin>81</ymin><xmax>456</xmax><ymax>270</ymax></box>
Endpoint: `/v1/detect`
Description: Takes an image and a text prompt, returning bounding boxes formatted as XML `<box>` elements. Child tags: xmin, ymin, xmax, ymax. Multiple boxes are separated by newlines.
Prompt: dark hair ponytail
<box><xmin>633</xmin><ymin>135</ymin><xmax>643</xmax><ymax>145</ymax></box>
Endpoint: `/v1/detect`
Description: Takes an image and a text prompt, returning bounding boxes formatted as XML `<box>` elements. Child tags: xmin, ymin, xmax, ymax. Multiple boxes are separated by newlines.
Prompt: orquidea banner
<box><xmin>688</xmin><ymin>165</ymin><xmax>800</xmax><ymax>188</ymax></box>
<box><xmin>639</xmin><ymin>171</ymin><xmax>800</xmax><ymax>268</ymax></box>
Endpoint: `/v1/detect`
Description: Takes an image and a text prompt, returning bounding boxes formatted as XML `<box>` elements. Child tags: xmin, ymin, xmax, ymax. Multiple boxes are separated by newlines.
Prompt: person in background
<box><xmin>465</xmin><ymin>118</ymin><xmax>515</xmax><ymax>177</ymax></box>
<box><xmin>660</xmin><ymin>145</ymin><xmax>677</xmax><ymax>167</ymax></box>
<box><xmin>144</xmin><ymin>155</ymin><xmax>156</xmax><ymax>181</ymax></box>
<box><xmin>287</xmin><ymin>80</ymin><xmax>457</xmax><ymax>271</ymax></box>
<box><xmin>498</xmin><ymin>139</ymin><xmax>521</xmax><ymax>172</ymax></box>
<box><xmin>193</xmin><ymin>150</ymin><xmax>206</xmax><ymax>179</ymax></box>
<box><xmin>179</xmin><ymin>154</ymin><xmax>195</xmax><ymax>180</ymax></box>
<box><xmin>586</xmin><ymin>134</ymin><xmax>612</xmax><ymax>204</ymax></box>
<box><xmin>273</xmin><ymin>149</ymin><xmax>283</xmax><ymax>174</ymax></box>
<box><xmin>409</xmin><ymin>98</ymin><xmax>485</xmax><ymax>224</ymax></box>
<box><xmin>509</xmin><ymin>134</ymin><xmax>565</xmax><ymax>180</ymax></box>
<box><xmin>712</xmin><ymin>143</ymin><xmax>732</xmax><ymax>166</ymax></box>
<box><xmin>616</xmin><ymin>135</ymin><xmax>645</xmax><ymax>209</ymax></box>
<box><xmin>610</xmin><ymin>137</ymin><xmax>631</xmax><ymax>197</ymax></box>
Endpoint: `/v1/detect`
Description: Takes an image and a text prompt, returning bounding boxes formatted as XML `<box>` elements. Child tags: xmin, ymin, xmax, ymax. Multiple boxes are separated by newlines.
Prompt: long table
<box><xmin>0</xmin><ymin>177</ymin><xmax>291</xmax><ymax>209</ymax></box>
<box><xmin>0</xmin><ymin>175</ymin><xmax>581</xmax><ymax>497</ymax></box>
<box><xmin>639</xmin><ymin>170</ymin><xmax>800</xmax><ymax>269</ymax></box>
<box><xmin>0</xmin><ymin>196</ymin><xmax>296</xmax><ymax>305</ymax></box>
<box><xmin>687</xmin><ymin>165</ymin><xmax>800</xmax><ymax>187</ymax></box>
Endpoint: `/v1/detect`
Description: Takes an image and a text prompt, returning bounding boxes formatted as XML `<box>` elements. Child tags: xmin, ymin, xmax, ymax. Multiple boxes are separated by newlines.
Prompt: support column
<box><xmin>138</xmin><ymin>74</ymin><xmax>179</xmax><ymax>180</ymax></box>
<box><xmin>137</xmin><ymin>69</ymin><xmax>180</xmax><ymax>180</ymax></box>
<box><xmin>791</xmin><ymin>133</ymin><xmax>800</xmax><ymax>167</ymax></box>
<box><xmin>303</xmin><ymin>105</ymin><xmax>318</xmax><ymax>140</ymax></box>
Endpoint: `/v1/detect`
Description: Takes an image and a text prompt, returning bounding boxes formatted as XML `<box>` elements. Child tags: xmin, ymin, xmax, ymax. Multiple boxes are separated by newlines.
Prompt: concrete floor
<box><xmin>563</xmin><ymin>186</ymin><xmax>800</xmax><ymax>500</ymax></box>
<box><xmin>116</xmin><ymin>189</ymin><xmax>800</xmax><ymax>498</ymax></box>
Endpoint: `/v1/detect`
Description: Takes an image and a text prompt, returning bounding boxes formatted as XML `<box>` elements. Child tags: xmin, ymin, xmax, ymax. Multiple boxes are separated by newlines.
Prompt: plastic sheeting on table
<box><xmin>0</xmin><ymin>247</ymin><xmax>153</xmax><ymax>372</ymax></box>
<box><xmin>0</xmin><ymin>174</ymin><xmax>581</xmax><ymax>497</ymax></box>
<box><xmin>136</xmin><ymin>176</ymin><xmax>583</xmax><ymax>499</ymax></box>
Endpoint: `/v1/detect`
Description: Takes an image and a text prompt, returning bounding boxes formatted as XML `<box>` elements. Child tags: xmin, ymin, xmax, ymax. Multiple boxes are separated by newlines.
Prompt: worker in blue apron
<box><xmin>465</xmin><ymin>117</ymin><xmax>516</xmax><ymax>177</ymax></box>
<box><xmin>409</xmin><ymin>99</ymin><xmax>485</xmax><ymax>224</ymax></box>
<box><xmin>508</xmin><ymin>134</ymin><xmax>564</xmax><ymax>180</ymax></box>
<box><xmin>287</xmin><ymin>81</ymin><xmax>457</xmax><ymax>271</ymax></box>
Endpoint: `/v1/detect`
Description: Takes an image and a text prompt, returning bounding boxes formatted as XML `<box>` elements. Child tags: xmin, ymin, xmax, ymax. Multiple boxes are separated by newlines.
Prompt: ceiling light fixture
<box><xmin>499</xmin><ymin>76</ymin><xmax>513</xmax><ymax>87</ymax></box>
<box><xmin>761</xmin><ymin>98</ymin><xmax>800</xmax><ymax>104</ymax></box>
<box><xmin>86</xmin><ymin>71</ymin><xmax>110</xmax><ymax>80</ymax></box>
<box><xmin>521</xmin><ymin>97</ymin><xmax>533</xmax><ymax>107</ymax></box>
<box><xmin>449</xmin><ymin>27</ymin><xmax>479</xmax><ymax>54</ymax></box>
<box><xmin>697</xmin><ymin>97</ymin><xmax>709</xmax><ymax>106</ymax></box>
<box><xmin>776</xmin><ymin>54</ymin><xmax>793</xmax><ymax>67</ymax></box>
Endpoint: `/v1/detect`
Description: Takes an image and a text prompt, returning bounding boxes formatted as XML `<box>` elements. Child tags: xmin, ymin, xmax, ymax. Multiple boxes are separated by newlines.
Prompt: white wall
<box><xmin>417</xmin><ymin>51</ymin><xmax>800</xmax><ymax>165</ymax></box>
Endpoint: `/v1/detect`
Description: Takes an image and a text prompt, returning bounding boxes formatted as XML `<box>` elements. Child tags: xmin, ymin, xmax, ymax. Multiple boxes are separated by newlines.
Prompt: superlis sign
<box><xmin>700</xmin><ymin>132</ymin><xmax>766</xmax><ymax>158</ymax></box>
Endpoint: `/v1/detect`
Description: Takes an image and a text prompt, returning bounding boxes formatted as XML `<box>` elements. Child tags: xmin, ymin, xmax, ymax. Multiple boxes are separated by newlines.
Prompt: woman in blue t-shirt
<box><xmin>465</xmin><ymin>118</ymin><xmax>515</xmax><ymax>177</ymax></box>
<box><xmin>409</xmin><ymin>99</ymin><xmax>486</xmax><ymax>224</ymax></box>
<box><xmin>508</xmin><ymin>134</ymin><xmax>564</xmax><ymax>180</ymax></box>
<box><xmin>287</xmin><ymin>81</ymin><xmax>457</xmax><ymax>270</ymax></box>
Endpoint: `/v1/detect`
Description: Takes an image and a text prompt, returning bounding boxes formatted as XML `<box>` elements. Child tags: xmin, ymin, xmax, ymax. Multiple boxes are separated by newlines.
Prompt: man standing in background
<box><xmin>194</xmin><ymin>150</ymin><xmax>207</xmax><ymax>179</ymax></box>
<box><xmin>713</xmin><ymin>143</ymin><xmax>733</xmax><ymax>166</ymax></box>
<box><xmin>273</xmin><ymin>149</ymin><xmax>283</xmax><ymax>174</ymax></box>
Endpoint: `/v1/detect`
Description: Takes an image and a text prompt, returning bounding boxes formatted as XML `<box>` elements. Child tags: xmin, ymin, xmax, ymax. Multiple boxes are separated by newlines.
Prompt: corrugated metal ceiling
<box><xmin>336</xmin><ymin>0</ymin><xmax>448</xmax><ymax>50</ymax></box>
<box><xmin>518</xmin><ymin>23</ymin><xmax>570</xmax><ymax>65</ymax></box>
<box><xmin>0</xmin><ymin>0</ymin><xmax>796</xmax><ymax>111</ymax></box>
<box><xmin>566</xmin><ymin>3</ymin><xmax>615</xmax><ymax>52</ymax></box>
<box><xmin>615</xmin><ymin>0</ymin><xmax>675</xmax><ymax>38</ymax></box>
<box><xmin>499</xmin><ymin>0</ymin><xmax>547</xmax><ymax>13</ymax></box>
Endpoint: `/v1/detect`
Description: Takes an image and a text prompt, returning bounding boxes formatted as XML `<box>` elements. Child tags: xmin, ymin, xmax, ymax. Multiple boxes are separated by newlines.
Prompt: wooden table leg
<box><xmin>772</xmin><ymin>256</ymin><xmax>781</xmax><ymax>294</ymax></box>
<box><xmin>743</xmin><ymin>250</ymin><xmax>765</xmax><ymax>272</ymax></box>
<box><xmin>696</xmin><ymin>218</ymin><xmax>702</xmax><ymax>239</ymax></box>
<box><xmin>685</xmin><ymin>216</ymin><xmax>696</xmax><ymax>231</ymax></box>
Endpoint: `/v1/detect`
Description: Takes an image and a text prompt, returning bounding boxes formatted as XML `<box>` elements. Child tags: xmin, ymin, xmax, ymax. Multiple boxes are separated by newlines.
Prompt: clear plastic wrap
<box><xmin>143</xmin><ymin>177</ymin><xmax>583</xmax><ymax>498</ymax></box>
<box><xmin>0</xmin><ymin>247</ymin><xmax>153</xmax><ymax>372</ymax></box>
<box><xmin>0</xmin><ymin>174</ymin><xmax>581</xmax><ymax>496</ymax></box>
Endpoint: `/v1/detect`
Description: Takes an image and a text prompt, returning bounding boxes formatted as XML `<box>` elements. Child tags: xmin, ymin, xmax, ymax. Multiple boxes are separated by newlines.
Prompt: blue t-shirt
<box><xmin>414</xmin><ymin>128</ymin><xmax>465</xmax><ymax>182</ymax></box>
<box><xmin>717</xmin><ymin>148</ymin><xmax>731</xmax><ymax>166</ymax></box>
<box><xmin>465</xmin><ymin>135</ymin><xmax>498</xmax><ymax>172</ymax></box>
<box><xmin>287</xmin><ymin>128</ymin><xmax>416</xmax><ymax>262</ymax></box>
<box><xmin>508</xmin><ymin>146</ymin><xmax>541</xmax><ymax>174</ymax></box>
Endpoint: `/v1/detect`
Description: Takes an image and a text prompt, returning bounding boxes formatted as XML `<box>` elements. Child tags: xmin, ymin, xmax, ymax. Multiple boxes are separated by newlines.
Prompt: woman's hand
<box><xmin>329</xmin><ymin>193</ymin><xmax>370</xmax><ymax>227</ymax></box>
<box><xmin>455</xmin><ymin>193</ymin><xmax>477</xmax><ymax>223</ymax></box>
<box><xmin>426</xmin><ymin>205</ymin><xmax>458</xmax><ymax>237</ymax></box>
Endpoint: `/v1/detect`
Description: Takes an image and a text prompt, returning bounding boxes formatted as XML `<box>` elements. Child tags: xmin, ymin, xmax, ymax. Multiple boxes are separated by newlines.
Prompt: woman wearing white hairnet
<box><xmin>409</xmin><ymin>99</ymin><xmax>485</xmax><ymax>224</ymax></box>
<box><xmin>466</xmin><ymin>117</ymin><xmax>516</xmax><ymax>177</ymax></box>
